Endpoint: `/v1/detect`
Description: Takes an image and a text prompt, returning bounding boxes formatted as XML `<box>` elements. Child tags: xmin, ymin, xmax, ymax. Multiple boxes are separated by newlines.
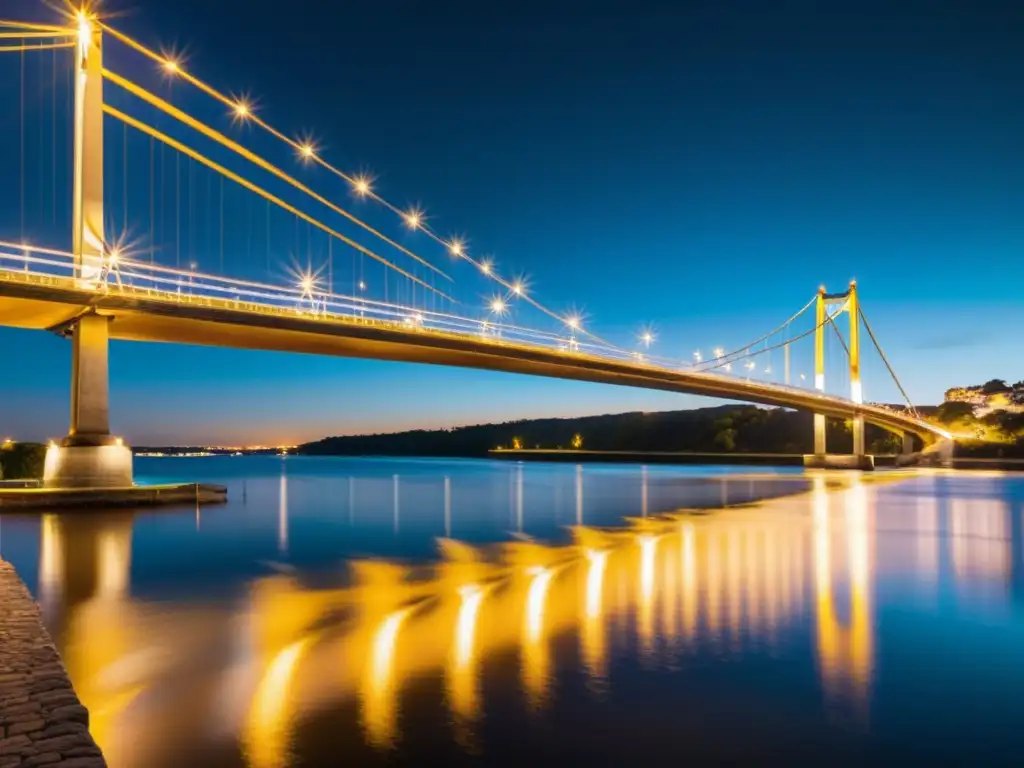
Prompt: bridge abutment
<box><xmin>44</xmin><ymin>314</ymin><xmax>132</xmax><ymax>489</ymax></box>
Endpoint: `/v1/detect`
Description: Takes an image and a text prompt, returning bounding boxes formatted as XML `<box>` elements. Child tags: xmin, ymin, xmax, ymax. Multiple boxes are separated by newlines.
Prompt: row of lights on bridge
<box><xmin>77</xmin><ymin>7</ymin><xmax>817</xmax><ymax>379</ymax></box>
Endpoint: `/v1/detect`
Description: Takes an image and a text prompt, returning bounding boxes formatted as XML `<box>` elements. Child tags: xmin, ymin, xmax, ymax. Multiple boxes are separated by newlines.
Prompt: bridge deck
<box><xmin>0</xmin><ymin>272</ymin><xmax>946</xmax><ymax>443</ymax></box>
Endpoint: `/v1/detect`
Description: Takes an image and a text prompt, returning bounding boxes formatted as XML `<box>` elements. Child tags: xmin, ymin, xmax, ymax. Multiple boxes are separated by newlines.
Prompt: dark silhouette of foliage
<box><xmin>300</xmin><ymin>405</ymin><xmax>901</xmax><ymax>457</ymax></box>
<box><xmin>0</xmin><ymin>442</ymin><xmax>46</xmax><ymax>480</ymax></box>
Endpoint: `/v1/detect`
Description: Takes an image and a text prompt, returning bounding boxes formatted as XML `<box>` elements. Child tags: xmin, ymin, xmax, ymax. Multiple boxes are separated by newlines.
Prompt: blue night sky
<box><xmin>1</xmin><ymin>0</ymin><xmax>1022</xmax><ymax>445</ymax></box>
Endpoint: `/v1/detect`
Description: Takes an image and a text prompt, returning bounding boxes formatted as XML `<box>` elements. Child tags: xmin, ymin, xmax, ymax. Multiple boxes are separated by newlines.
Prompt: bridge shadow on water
<box><xmin>1</xmin><ymin>461</ymin><xmax>1023</xmax><ymax>766</ymax></box>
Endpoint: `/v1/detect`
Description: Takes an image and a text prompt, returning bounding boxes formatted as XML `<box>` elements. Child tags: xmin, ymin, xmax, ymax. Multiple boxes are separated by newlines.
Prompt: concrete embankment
<box><xmin>0</xmin><ymin>482</ymin><xmax>227</xmax><ymax>510</ymax></box>
<box><xmin>0</xmin><ymin>561</ymin><xmax>105</xmax><ymax>766</ymax></box>
<box><xmin>489</xmin><ymin>449</ymin><xmax>901</xmax><ymax>468</ymax></box>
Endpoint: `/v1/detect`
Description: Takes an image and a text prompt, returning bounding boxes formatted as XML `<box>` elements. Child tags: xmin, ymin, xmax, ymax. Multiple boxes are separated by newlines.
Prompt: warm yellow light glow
<box><xmin>107</xmin><ymin>247</ymin><xmax>121</xmax><ymax>266</ymax></box>
<box><xmin>76</xmin><ymin>10</ymin><xmax>92</xmax><ymax>52</ymax></box>
<box><xmin>297</xmin><ymin>142</ymin><xmax>317</xmax><ymax>162</ymax></box>
<box><xmin>490</xmin><ymin>297</ymin><xmax>506</xmax><ymax>314</ymax></box>
<box><xmin>713</xmin><ymin>347</ymin><xmax>724</xmax><ymax>358</ymax></box>
<box><xmin>353</xmin><ymin>174</ymin><xmax>372</xmax><ymax>197</ymax></box>
<box><xmin>361</xmin><ymin>608</ymin><xmax>409</xmax><ymax>749</ymax></box>
<box><xmin>448</xmin><ymin>584</ymin><xmax>484</xmax><ymax>725</ymax></box>
<box><xmin>298</xmin><ymin>271</ymin><xmax>318</xmax><ymax>298</ymax></box>
<box><xmin>449</xmin><ymin>238</ymin><xmax>465</xmax><ymax>257</ymax></box>
<box><xmin>162</xmin><ymin>57</ymin><xmax>180</xmax><ymax>75</ymax></box>
<box><xmin>233</xmin><ymin>100</ymin><xmax>252</xmax><ymax>119</ymax></box>
<box><xmin>403</xmin><ymin>207</ymin><xmax>422</xmax><ymax>229</ymax></box>
<box><xmin>114</xmin><ymin>437</ymin><xmax>123</xmax><ymax>447</ymax></box>
<box><xmin>480</xmin><ymin>259</ymin><xmax>492</xmax><ymax>275</ymax></box>
<box><xmin>581</xmin><ymin>549</ymin><xmax>608</xmax><ymax>682</ymax></box>
<box><xmin>566</xmin><ymin>315</ymin><xmax>580</xmax><ymax>330</ymax></box>
<box><xmin>511</xmin><ymin>281</ymin><xmax>524</xmax><ymax>296</ymax></box>
<box><xmin>638</xmin><ymin>535</ymin><xmax>658</xmax><ymax>657</ymax></box>
<box><xmin>522</xmin><ymin>566</ymin><xmax>553</xmax><ymax>709</ymax></box>
<box><xmin>244</xmin><ymin>638</ymin><xmax>310</xmax><ymax>768</ymax></box>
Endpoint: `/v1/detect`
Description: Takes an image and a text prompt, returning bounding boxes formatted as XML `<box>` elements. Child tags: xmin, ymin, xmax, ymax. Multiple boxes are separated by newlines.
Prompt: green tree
<box><xmin>713</xmin><ymin>428</ymin><xmax>737</xmax><ymax>451</ymax></box>
<box><xmin>0</xmin><ymin>442</ymin><xmax>47</xmax><ymax>480</ymax></box>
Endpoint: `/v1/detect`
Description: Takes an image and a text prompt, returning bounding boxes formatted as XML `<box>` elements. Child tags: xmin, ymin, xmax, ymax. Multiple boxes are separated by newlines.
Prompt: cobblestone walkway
<box><xmin>0</xmin><ymin>561</ymin><xmax>105</xmax><ymax>767</ymax></box>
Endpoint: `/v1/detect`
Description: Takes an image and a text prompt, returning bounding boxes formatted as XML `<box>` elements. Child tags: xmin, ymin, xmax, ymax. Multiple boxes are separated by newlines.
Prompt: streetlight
<box><xmin>352</xmin><ymin>174</ymin><xmax>373</xmax><ymax>197</ymax></box>
<box><xmin>403</xmin><ymin>206</ymin><xmax>423</xmax><ymax>229</ymax></box>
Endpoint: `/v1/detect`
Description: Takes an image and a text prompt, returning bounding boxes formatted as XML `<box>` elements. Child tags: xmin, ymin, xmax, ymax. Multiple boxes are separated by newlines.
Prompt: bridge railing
<box><xmin>0</xmin><ymin>248</ymin><xmax>950</xmax><ymax>439</ymax></box>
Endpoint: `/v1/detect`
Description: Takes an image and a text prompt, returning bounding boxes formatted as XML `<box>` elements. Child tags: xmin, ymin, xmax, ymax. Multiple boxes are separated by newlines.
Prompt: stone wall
<box><xmin>0</xmin><ymin>561</ymin><xmax>105</xmax><ymax>767</ymax></box>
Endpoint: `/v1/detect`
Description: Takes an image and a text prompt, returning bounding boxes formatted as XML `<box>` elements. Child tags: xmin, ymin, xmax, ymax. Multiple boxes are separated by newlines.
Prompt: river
<box><xmin>1</xmin><ymin>457</ymin><xmax>1022</xmax><ymax>765</ymax></box>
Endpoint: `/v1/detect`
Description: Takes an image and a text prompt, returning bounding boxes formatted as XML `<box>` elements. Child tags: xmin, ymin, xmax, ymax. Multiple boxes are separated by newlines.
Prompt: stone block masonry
<box><xmin>0</xmin><ymin>561</ymin><xmax>105</xmax><ymax>767</ymax></box>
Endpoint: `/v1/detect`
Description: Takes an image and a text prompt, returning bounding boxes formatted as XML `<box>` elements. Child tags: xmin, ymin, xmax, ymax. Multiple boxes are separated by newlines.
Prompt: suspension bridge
<box><xmin>0</xmin><ymin>7</ymin><xmax>949</xmax><ymax>488</ymax></box>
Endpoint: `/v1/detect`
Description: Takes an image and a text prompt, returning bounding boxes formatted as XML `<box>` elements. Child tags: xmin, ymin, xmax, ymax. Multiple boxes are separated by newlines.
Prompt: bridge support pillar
<box><xmin>813</xmin><ymin>415</ymin><xmax>827</xmax><ymax>455</ymax></box>
<box><xmin>902</xmin><ymin>432</ymin><xmax>915</xmax><ymax>455</ymax></box>
<box><xmin>43</xmin><ymin>314</ymin><xmax>132</xmax><ymax>489</ymax></box>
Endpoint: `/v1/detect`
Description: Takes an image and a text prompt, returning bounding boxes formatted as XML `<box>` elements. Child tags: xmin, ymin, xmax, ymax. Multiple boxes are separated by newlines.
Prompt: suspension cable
<box><xmin>104</xmin><ymin>69</ymin><xmax>452</xmax><ymax>282</ymax></box>
<box><xmin>696</xmin><ymin>294</ymin><xmax>817</xmax><ymax>370</ymax></box>
<box><xmin>104</xmin><ymin>104</ymin><xmax>453</xmax><ymax>301</ymax></box>
<box><xmin>98</xmin><ymin>21</ymin><xmax>627</xmax><ymax>352</ymax></box>
<box><xmin>702</xmin><ymin>300</ymin><xmax>848</xmax><ymax>375</ymax></box>
<box><xmin>859</xmin><ymin>307</ymin><xmax>918</xmax><ymax>416</ymax></box>
<box><xmin>827</xmin><ymin>314</ymin><xmax>850</xmax><ymax>357</ymax></box>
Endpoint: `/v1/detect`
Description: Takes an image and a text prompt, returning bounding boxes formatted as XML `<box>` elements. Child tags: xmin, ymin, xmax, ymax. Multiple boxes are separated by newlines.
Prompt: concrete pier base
<box><xmin>803</xmin><ymin>453</ymin><xmax>875</xmax><ymax>471</ymax></box>
<box><xmin>43</xmin><ymin>443</ymin><xmax>133</xmax><ymax>489</ymax></box>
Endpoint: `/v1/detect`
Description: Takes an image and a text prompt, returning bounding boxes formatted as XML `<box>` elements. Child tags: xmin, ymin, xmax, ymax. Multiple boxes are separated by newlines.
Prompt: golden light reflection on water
<box><xmin>522</xmin><ymin>566</ymin><xmax>554</xmax><ymax>710</ymax></box>
<box><xmin>581</xmin><ymin>550</ymin><xmax>608</xmax><ymax>683</ymax></box>
<box><xmin>243</xmin><ymin>637</ymin><xmax>310</xmax><ymax>768</ymax></box>
<box><xmin>37</xmin><ymin>470</ymin><xmax>1020</xmax><ymax>765</ymax></box>
<box><xmin>360</xmin><ymin>607</ymin><xmax>411</xmax><ymax>749</ymax></box>
<box><xmin>447</xmin><ymin>584</ymin><xmax>485</xmax><ymax>729</ymax></box>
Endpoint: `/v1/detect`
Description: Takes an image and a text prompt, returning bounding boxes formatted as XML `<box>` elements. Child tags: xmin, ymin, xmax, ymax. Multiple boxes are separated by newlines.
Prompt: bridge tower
<box><xmin>43</xmin><ymin>12</ymin><xmax>133</xmax><ymax>488</ymax></box>
<box><xmin>806</xmin><ymin>281</ymin><xmax>871</xmax><ymax>470</ymax></box>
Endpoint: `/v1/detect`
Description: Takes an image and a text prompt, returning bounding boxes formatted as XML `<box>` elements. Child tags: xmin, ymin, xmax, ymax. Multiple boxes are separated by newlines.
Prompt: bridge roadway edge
<box><xmin>0</xmin><ymin>561</ymin><xmax>106</xmax><ymax>766</ymax></box>
<box><xmin>0</xmin><ymin>280</ymin><xmax>944</xmax><ymax>445</ymax></box>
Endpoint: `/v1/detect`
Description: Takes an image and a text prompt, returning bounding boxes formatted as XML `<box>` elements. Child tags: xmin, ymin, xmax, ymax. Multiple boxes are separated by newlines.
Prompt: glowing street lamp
<box><xmin>713</xmin><ymin>347</ymin><xmax>724</xmax><ymax>358</ymax></box>
<box><xmin>297</xmin><ymin>141</ymin><xmax>317</xmax><ymax>163</ymax></box>
<box><xmin>403</xmin><ymin>207</ymin><xmax>423</xmax><ymax>230</ymax></box>
<box><xmin>693</xmin><ymin>350</ymin><xmax>703</xmax><ymax>363</ymax></box>
<box><xmin>511</xmin><ymin>280</ymin><xmax>524</xmax><ymax>296</ymax></box>
<box><xmin>480</xmin><ymin>259</ymin><xmax>493</xmax><ymax>275</ymax></box>
<box><xmin>489</xmin><ymin>297</ymin><xmax>507</xmax><ymax>316</ymax></box>
<box><xmin>352</xmin><ymin>174</ymin><xmax>373</xmax><ymax>197</ymax></box>
<box><xmin>449</xmin><ymin>238</ymin><xmax>465</xmax><ymax>257</ymax></box>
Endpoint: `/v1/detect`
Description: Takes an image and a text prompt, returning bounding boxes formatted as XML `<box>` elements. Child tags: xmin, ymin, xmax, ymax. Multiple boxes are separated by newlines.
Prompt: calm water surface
<box><xmin>2</xmin><ymin>457</ymin><xmax>1023</xmax><ymax>765</ymax></box>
